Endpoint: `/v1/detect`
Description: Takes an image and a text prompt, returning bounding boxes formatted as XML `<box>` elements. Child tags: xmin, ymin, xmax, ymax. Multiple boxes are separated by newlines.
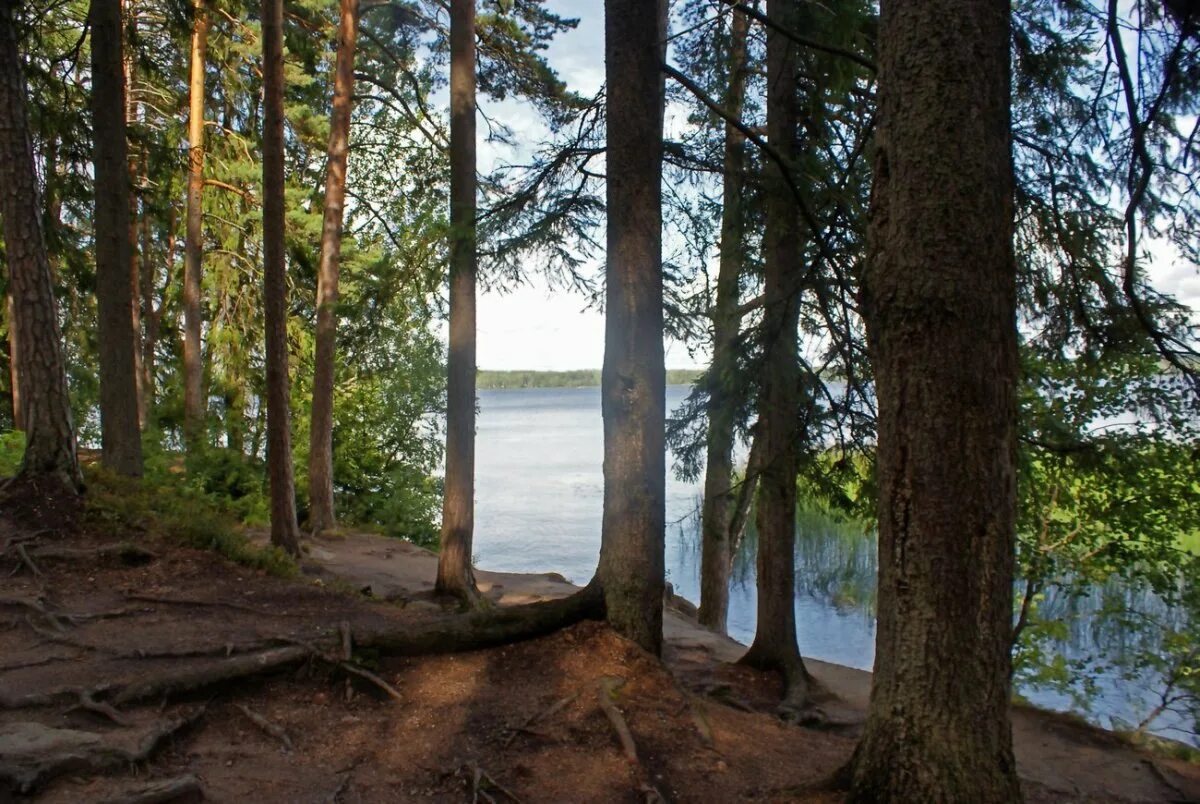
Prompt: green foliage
<box><xmin>83</xmin><ymin>464</ymin><xmax>296</xmax><ymax>577</ymax></box>
<box><xmin>0</xmin><ymin>430</ymin><xmax>25</xmax><ymax>476</ymax></box>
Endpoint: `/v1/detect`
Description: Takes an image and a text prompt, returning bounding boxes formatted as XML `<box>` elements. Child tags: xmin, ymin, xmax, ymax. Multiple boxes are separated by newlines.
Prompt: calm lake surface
<box><xmin>472</xmin><ymin>386</ymin><xmax>1192</xmax><ymax>744</ymax></box>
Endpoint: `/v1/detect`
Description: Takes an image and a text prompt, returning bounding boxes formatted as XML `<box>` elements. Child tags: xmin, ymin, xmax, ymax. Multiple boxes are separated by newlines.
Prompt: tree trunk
<box><xmin>261</xmin><ymin>0</ymin><xmax>302</xmax><ymax>556</ymax></box>
<box><xmin>738</xmin><ymin>0</ymin><xmax>807</xmax><ymax>707</ymax></box>
<box><xmin>698</xmin><ymin>5</ymin><xmax>750</xmax><ymax>635</ymax></box>
<box><xmin>597</xmin><ymin>0</ymin><xmax>668</xmax><ymax>656</ymax></box>
<box><xmin>6</xmin><ymin>291</ymin><xmax>20</xmax><ymax>432</ymax></box>
<box><xmin>308</xmin><ymin>0</ymin><xmax>359</xmax><ymax>535</ymax></box>
<box><xmin>139</xmin><ymin>166</ymin><xmax>158</xmax><ymax>413</ymax></box>
<box><xmin>846</xmin><ymin>0</ymin><xmax>1021</xmax><ymax>799</ymax></box>
<box><xmin>124</xmin><ymin>6</ymin><xmax>145</xmax><ymax>429</ymax></box>
<box><xmin>183</xmin><ymin>0</ymin><xmax>208</xmax><ymax>445</ymax></box>
<box><xmin>0</xmin><ymin>2</ymin><xmax>80</xmax><ymax>488</ymax></box>
<box><xmin>435</xmin><ymin>0</ymin><xmax>480</xmax><ymax>603</ymax></box>
<box><xmin>89</xmin><ymin>0</ymin><xmax>143</xmax><ymax>477</ymax></box>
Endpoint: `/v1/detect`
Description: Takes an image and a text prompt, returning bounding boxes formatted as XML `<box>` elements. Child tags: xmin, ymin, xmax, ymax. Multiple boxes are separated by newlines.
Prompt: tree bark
<box><xmin>89</xmin><ymin>0</ymin><xmax>143</xmax><ymax>477</ymax></box>
<box><xmin>261</xmin><ymin>0</ymin><xmax>302</xmax><ymax>556</ymax></box>
<box><xmin>846</xmin><ymin>0</ymin><xmax>1021</xmax><ymax>799</ymax></box>
<box><xmin>435</xmin><ymin>0</ymin><xmax>480</xmax><ymax>603</ymax></box>
<box><xmin>0</xmin><ymin>2</ymin><xmax>80</xmax><ymax>488</ymax></box>
<box><xmin>140</xmin><ymin>169</ymin><xmax>160</xmax><ymax>413</ymax></box>
<box><xmin>308</xmin><ymin>0</ymin><xmax>359</xmax><ymax>535</ymax></box>
<box><xmin>124</xmin><ymin>7</ymin><xmax>145</xmax><ymax>429</ymax></box>
<box><xmin>738</xmin><ymin>0</ymin><xmax>807</xmax><ymax>706</ymax></box>
<box><xmin>183</xmin><ymin>0</ymin><xmax>208</xmax><ymax>445</ymax></box>
<box><xmin>698</xmin><ymin>5</ymin><xmax>750</xmax><ymax>635</ymax></box>
<box><xmin>597</xmin><ymin>0</ymin><xmax>668</xmax><ymax>656</ymax></box>
<box><xmin>6</xmin><ymin>291</ymin><xmax>20</xmax><ymax>432</ymax></box>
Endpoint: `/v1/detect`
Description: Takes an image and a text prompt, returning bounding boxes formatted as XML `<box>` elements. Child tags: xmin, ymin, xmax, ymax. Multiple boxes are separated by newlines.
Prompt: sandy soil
<box><xmin>0</xmin><ymin>503</ymin><xmax>1196</xmax><ymax>803</ymax></box>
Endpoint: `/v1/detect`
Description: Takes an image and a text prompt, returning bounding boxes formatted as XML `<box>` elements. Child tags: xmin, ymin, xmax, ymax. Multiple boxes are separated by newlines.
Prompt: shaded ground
<box><xmin>1</xmin><ymin>502</ymin><xmax>1197</xmax><ymax>802</ymax></box>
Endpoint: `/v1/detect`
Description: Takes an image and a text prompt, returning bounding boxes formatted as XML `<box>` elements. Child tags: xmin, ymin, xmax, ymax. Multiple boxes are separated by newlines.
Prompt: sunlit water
<box><xmin>472</xmin><ymin>386</ymin><xmax>1194</xmax><ymax>745</ymax></box>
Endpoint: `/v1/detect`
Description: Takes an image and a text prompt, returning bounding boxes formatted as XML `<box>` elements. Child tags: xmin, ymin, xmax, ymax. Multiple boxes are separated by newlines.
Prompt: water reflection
<box><xmin>472</xmin><ymin>386</ymin><xmax>1194</xmax><ymax>746</ymax></box>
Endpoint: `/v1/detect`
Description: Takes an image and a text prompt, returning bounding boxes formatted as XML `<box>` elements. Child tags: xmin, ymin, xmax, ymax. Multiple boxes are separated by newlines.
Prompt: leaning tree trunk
<box><xmin>597</xmin><ymin>0</ymin><xmax>668</xmax><ymax>656</ymax></box>
<box><xmin>308</xmin><ymin>0</ymin><xmax>359</xmax><ymax>535</ymax></box>
<box><xmin>90</xmin><ymin>0</ymin><xmax>143</xmax><ymax>477</ymax></box>
<box><xmin>698</xmin><ymin>5</ymin><xmax>750</xmax><ymax>635</ymax></box>
<box><xmin>435</xmin><ymin>0</ymin><xmax>480</xmax><ymax>603</ymax></box>
<box><xmin>738</xmin><ymin>0</ymin><xmax>807</xmax><ymax>708</ymax></box>
<box><xmin>261</xmin><ymin>0</ymin><xmax>302</xmax><ymax>556</ymax></box>
<box><xmin>183</xmin><ymin>0</ymin><xmax>208</xmax><ymax>445</ymax></box>
<box><xmin>846</xmin><ymin>0</ymin><xmax>1021</xmax><ymax>800</ymax></box>
<box><xmin>0</xmin><ymin>2</ymin><xmax>81</xmax><ymax>488</ymax></box>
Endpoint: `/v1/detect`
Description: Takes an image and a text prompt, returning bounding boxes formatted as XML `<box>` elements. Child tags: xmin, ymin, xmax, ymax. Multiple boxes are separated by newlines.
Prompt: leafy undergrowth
<box><xmin>81</xmin><ymin>462</ymin><xmax>297</xmax><ymax>577</ymax></box>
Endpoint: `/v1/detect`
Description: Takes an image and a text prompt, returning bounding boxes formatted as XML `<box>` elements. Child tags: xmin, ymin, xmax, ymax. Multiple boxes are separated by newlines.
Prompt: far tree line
<box><xmin>2</xmin><ymin>0</ymin><xmax>1198</xmax><ymax>800</ymax></box>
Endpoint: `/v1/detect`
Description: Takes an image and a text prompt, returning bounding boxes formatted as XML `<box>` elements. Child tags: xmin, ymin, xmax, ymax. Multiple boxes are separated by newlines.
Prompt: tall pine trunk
<box><xmin>698</xmin><ymin>5</ymin><xmax>750</xmax><ymax>634</ymax></box>
<box><xmin>261</xmin><ymin>0</ymin><xmax>301</xmax><ymax>556</ymax></box>
<box><xmin>597</xmin><ymin>0</ymin><xmax>668</xmax><ymax>655</ymax></box>
<box><xmin>0</xmin><ymin>2</ymin><xmax>81</xmax><ymax>488</ymax></box>
<box><xmin>124</xmin><ymin>5</ymin><xmax>145</xmax><ymax>428</ymax></box>
<box><xmin>6</xmin><ymin>291</ymin><xmax>20</xmax><ymax>432</ymax></box>
<box><xmin>89</xmin><ymin>0</ymin><xmax>143</xmax><ymax>477</ymax></box>
<box><xmin>738</xmin><ymin>0</ymin><xmax>807</xmax><ymax>707</ymax></box>
<box><xmin>308</xmin><ymin>0</ymin><xmax>359</xmax><ymax>535</ymax></box>
<box><xmin>183</xmin><ymin>0</ymin><xmax>208</xmax><ymax>444</ymax></box>
<box><xmin>435</xmin><ymin>0</ymin><xmax>480</xmax><ymax>603</ymax></box>
<box><xmin>847</xmin><ymin>0</ymin><xmax>1021</xmax><ymax>799</ymax></box>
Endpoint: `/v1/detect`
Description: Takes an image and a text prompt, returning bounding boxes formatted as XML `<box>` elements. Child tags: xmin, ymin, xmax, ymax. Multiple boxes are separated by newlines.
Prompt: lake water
<box><xmin>472</xmin><ymin>386</ymin><xmax>1193</xmax><ymax>745</ymax></box>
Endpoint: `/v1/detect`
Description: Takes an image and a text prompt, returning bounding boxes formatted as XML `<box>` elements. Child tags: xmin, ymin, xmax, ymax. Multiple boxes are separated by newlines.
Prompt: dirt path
<box><xmin>1</xmin><ymin>512</ymin><xmax>1196</xmax><ymax>802</ymax></box>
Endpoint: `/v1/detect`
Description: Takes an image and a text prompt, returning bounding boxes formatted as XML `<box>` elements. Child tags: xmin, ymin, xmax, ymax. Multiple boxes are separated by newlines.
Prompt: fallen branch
<box><xmin>596</xmin><ymin>676</ymin><xmax>638</xmax><ymax>764</ymax></box>
<box><xmin>72</xmin><ymin>689</ymin><xmax>135</xmax><ymax>727</ymax></box>
<box><xmin>29</xmin><ymin>543</ymin><xmax>157</xmax><ymax>564</ymax></box>
<box><xmin>234</xmin><ymin>703</ymin><xmax>293</xmax><ymax>750</ymax></box>
<box><xmin>123</xmin><ymin>593</ymin><xmax>301</xmax><ymax>617</ymax></box>
<box><xmin>338</xmin><ymin>662</ymin><xmax>404</xmax><ymax>703</ymax></box>
<box><xmin>110</xmin><ymin>645</ymin><xmax>312</xmax><ymax>706</ymax></box>
<box><xmin>467</xmin><ymin>762</ymin><xmax>522</xmax><ymax>803</ymax></box>
<box><xmin>14</xmin><ymin>544</ymin><xmax>43</xmax><ymax>579</ymax></box>
<box><xmin>503</xmin><ymin>691</ymin><xmax>579</xmax><ymax>747</ymax></box>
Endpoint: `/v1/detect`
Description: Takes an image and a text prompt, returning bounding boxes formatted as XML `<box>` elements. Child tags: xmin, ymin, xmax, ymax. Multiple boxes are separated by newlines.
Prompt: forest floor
<box><xmin>1</xmin><ymin>482</ymin><xmax>1198</xmax><ymax>803</ymax></box>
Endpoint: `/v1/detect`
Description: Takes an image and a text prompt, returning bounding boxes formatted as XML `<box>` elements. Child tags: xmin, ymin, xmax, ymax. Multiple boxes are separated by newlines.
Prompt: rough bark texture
<box><xmin>124</xmin><ymin>24</ymin><xmax>145</xmax><ymax>430</ymax></box>
<box><xmin>89</xmin><ymin>0</ymin><xmax>144</xmax><ymax>477</ymax></box>
<box><xmin>738</xmin><ymin>0</ymin><xmax>806</xmax><ymax>705</ymax></box>
<box><xmin>846</xmin><ymin>0</ymin><xmax>1021</xmax><ymax>800</ymax></box>
<box><xmin>698</xmin><ymin>6</ymin><xmax>750</xmax><ymax>635</ymax></box>
<box><xmin>597</xmin><ymin>0</ymin><xmax>667</xmax><ymax>656</ymax></box>
<box><xmin>261</xmin><ymin>0</ymin><xmax>302</xmax><ymax>556</ymax></box>
<box><xmin>307</xmin><ymin>0</ymin><xmax>359</xmax><ymax>535</ymax></box>
<box><xmin>6</xmin><ymin>291</ymin><xmax>20</xmax><ymax>432</ymax></box>
<box><xmin>435</xmin><ymin>0</ymin><xmax>480</xmax><ymax>603</ymax></box>
<box><xmin>0</xmin><ymin>3</ymin><xmax>80</xmax><ymax>487</ymax></box>
<box><xmin>183</xmin><ymin>0</ymin><xmax>208</xmax><ymax>444</ymax></box>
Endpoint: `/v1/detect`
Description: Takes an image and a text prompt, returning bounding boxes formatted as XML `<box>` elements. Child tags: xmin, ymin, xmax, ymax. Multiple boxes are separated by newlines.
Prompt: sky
<box><xmin>465</xmin><ymin>1</ymin><xmax>1200</xmax><ymax>372</ymax></box>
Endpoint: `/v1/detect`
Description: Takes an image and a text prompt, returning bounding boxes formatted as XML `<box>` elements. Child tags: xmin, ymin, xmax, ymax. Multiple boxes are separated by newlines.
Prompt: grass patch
<box><xmin>83</xmin><ymin>465</ymin><xmax>297</xmax><ymax>577</ymax></box>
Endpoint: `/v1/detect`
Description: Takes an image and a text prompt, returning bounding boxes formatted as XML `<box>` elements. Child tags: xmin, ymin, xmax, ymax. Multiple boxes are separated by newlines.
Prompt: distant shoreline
<box><xmin>477</xmin><ymin>369</ymin><xmax>702</xmax><ymax>390</ymax></box>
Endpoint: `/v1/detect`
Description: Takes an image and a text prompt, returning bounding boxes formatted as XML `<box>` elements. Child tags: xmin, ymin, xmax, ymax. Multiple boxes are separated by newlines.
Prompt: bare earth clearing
<box><xmin>1</xmin><ymin>496</ymin><xmax>1197</xmax><ymax>803</ymax></box>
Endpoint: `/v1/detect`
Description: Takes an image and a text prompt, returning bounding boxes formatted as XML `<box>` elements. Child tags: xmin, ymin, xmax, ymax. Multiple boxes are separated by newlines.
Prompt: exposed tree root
<box><xmin>28</xmin><ymin>543</ymin><xmax>158</xmax><ymax>565</ymax></box>
<box><xmin>234</xmin><ymin>703</ymin><xmax>293</xmax><ymax>750</ymax></box>
<box><xmin>596</xmin><ymin>676</ymin><xmax>639</xmax><ymax>764</ymax></box>
<box><xmin>123</xmin><ymin>593</ymin><xmax>304</xmax><ymax>617</ymax></box>
<box><xmin>14</xmin><ymin>543</ymin><xmax>43</xmax><ymax>579</ymax></box>
<box><xmin>503</xmin><ymin>691</ymin><xmax>579</xmax><ymax>747</ymax></box>
<box><xmin>0</xmin><ymin>708</ymin><xmax>204</xmax><ymax>793</ymax></box>
<box><xmin>95</xmin><ymin>773</ymin><xmax>204</xmax><ymax>804</ymax></box>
